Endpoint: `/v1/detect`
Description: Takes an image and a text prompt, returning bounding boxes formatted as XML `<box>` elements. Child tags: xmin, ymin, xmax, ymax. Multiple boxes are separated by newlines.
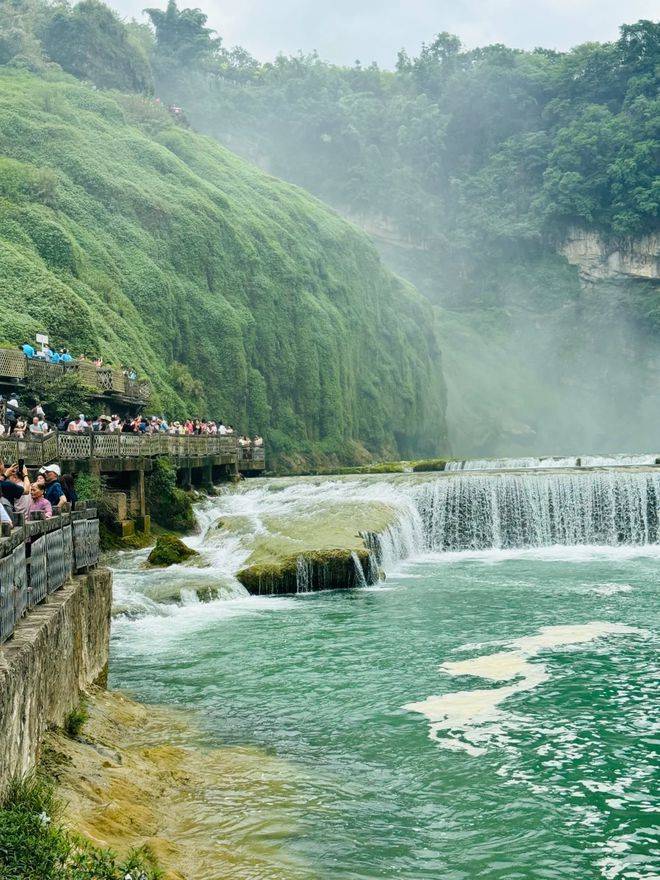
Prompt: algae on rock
<box><xmin>147</xmin><ymin>535</ymin><xmax>198</xmax><ymax>567</ymax></box>
<box><xmin>237</xmin><ymin>548</ymin><xmax>375</xmax><ymax>595</ymax></box>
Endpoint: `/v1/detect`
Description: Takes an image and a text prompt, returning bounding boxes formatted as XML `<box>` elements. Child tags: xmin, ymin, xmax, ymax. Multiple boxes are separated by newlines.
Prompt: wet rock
<box><xmin>147</xmin><ymin>535</ymin><xmax>198</xmax><ymax>567</ymax></box>
<box><xmin>237</xmin><ymin>548</ymin><xmax>376</xmax><ymax>595</ymax></box>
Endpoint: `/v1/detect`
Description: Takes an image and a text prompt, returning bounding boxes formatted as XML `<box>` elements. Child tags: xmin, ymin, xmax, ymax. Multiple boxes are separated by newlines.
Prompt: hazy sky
<box><xmin>112</xmin><ymin>0</ymin><xmax>657</xmax><ymax>67</ymax></box>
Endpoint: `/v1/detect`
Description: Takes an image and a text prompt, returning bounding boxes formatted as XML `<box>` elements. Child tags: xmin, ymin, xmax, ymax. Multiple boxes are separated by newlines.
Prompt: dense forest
<box><xmin>2</xmin><ymin>1</ymin><xmax>659</xmax><ymax>454</ymax></box>
<box><xmin>0</xmin><ymin>0</ymin><xmax>448</xmax><ymax>467</ymax></box>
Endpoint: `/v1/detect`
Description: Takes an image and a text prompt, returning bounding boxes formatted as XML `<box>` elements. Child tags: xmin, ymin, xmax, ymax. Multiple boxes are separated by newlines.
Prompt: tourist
<box><xmin>7</xmin><ymin>465</ymin><xmax>30</xmax><ymax>516</ymax></box>
<box><xmin>27</xmin><ymin>483</ymin><xmax>52</xmax><ymax>519</ymax></box>
<box><xmin>0</xmin><ymin>463</ymin><xmax>26</xmax><ymax>511</ymax></box>
<box><xmin>66</xmin><ymin>417</ymin><xmax>78</xmax><ymax>433</ymax></box>
<box><xmin>20</xmin><ymin>342</ymin><xmax>36</xmax><ymax>358</ymax></box>
<box><xmin>12</xmin><ymin>417</ymin><xmax>26</xmax><ymax>438</ymax></box>
<box><xmin>239</xmin><ymin>435</ymin><xmax>251</xmax><ymax>447</ymax></box>
<box><xmin>0</xmin><ymin>501</ymin><xmax>11</xmax><ymax>525</ymax></box>
<box><xmin>42</xmin><ymin>464</ymin><xmax>66</xmax><ymax>510</ymax></box>
<box><xmin>60</xmin><ymin>473</ymin><xmax>78</xmax><ymax>505</ymax></box>
<box><xmin>108</xmin><ymin>414</ymin><xmax>122</xmax><ymax>433</ymax></box>
<box><xmin>253</xmin><ymin>435</ymin><xmax>264</xmax><ymax>447</ymax></box>
<box><xmin>60</xmin><ymin>348</ymin><xmax>72</xmax><ymax>363</ymax></box>
<box><xmin>218</xmin><ymin>422</ymin><xmax>228</xmax><ymax>435</ymax></box>
<box><xmin>31</xmin><ymin>402</ymin><xmax>45</xmax><ymax>420</ymax></box>
<box><xmin>29</xmin><ymin>416</ymin><xmax>44</xmax><ymax>435</ymax></box>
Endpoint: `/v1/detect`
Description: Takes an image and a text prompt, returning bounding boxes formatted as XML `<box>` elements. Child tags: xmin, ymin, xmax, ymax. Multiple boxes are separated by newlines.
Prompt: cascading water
<box><xmin>371</xmin><ymin>470</ymin><xmax>660</xmax><ymax>562</ymax></box>
<box><xmin>445</xmin><ymin>456</ymin><xmax>579</xmax><ymax>471</ymax></box>
<box><xmin>350</xmin><ymin>551</ymin><xmax>368</xmax><ymax>588</ymax></box>
<box><xmin>446</xmin><ymin>453</ymin><xmax>659</xmax><ymax>471</ymax></box>
<box><xmin>296</xmin><ymin>556</ymin><xmax>312</xmax><ymax>593</ymax></box>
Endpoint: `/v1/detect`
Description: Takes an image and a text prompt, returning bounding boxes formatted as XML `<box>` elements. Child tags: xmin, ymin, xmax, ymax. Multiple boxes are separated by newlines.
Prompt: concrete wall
<box><xmin>0</xmin><ymin>568</ymin><xmax>112</xmax><ymax>792</ymax></box>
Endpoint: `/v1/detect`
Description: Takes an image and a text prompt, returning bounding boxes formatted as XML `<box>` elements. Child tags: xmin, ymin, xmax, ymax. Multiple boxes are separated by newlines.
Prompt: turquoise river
<box><xmin>109</xmin><ymin>472</ymin><xmax>660</xmax><ymax>880</ymax></box>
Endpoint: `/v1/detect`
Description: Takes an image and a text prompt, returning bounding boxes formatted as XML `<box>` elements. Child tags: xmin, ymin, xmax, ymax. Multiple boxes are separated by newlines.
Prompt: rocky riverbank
<box><xmin>46</xmin><ymin>689</ymin><xmax>315</xmax><ymax>880</ymax></box>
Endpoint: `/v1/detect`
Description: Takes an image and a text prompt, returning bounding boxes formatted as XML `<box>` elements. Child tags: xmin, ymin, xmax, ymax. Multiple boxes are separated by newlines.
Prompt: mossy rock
<box><xmin>237</xmin><ymin>547</ymin><xmax>375</xmax><ymax>595</ymax></box>
<box><xmin>411</xmin><ymin>458</ymin><xmax>448</xmax><ymax>472</ymax></box>
<box><xmin>147</xmin><ymin>535</ymin><xmax>198</xmax><ymax>567</ymax></box>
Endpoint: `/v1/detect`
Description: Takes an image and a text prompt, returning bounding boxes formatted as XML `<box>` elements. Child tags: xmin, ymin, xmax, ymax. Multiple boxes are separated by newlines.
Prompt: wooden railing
<box><xmin>0</xmin><ymin>504</ymin><xmax>99</xmax><ymax>645</ymax></box>
<box><xmin>0</xmin><ymin>431</ymin><xmax>243</xmax><ymax>465</ymax></box>
<box><xmin>0</xmin><ymin>348</ymin><xmax>150</xmax><ymax>403</ymax></box>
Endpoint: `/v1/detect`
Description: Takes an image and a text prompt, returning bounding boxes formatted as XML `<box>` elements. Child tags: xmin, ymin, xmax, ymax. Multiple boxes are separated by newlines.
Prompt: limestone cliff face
<box><xmin>558</xmin><ymin>227</ymin><xmax>659</xmax><ymax>284</ymax></box>
<box><xmin>0</xmin><ymin>569</ymin><xmax>112</xmax><ymax>792</ymax></box>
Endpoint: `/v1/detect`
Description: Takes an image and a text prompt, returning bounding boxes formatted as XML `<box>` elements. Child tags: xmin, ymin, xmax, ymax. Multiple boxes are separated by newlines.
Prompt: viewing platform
<box><xmin>0</xmin><ymin>431</ymin><xmax>265</xmax><ymax>473</ymax></box>
<box><xmin>0</xmin><ymin>347</ymin><xmax>150</xmax><ymax>406</ymax></box>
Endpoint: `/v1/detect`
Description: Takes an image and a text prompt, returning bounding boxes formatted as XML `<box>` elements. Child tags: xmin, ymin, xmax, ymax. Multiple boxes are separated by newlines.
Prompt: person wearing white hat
<box><xmin>43</xmin><ymin>464</ymin><xmax>66</xmax><ymax>510</ymax></box>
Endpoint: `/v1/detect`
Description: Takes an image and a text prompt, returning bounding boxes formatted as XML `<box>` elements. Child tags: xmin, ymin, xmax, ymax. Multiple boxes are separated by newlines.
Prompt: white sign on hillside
<box><xmin>36</xmin><ymin>333</ymin><xmax>49</xmax><ymax>346</ymax></box>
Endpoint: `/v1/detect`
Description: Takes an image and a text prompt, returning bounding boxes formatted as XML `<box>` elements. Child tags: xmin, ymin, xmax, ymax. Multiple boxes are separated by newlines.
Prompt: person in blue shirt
<box><xmin>21</xmin><ymin>343</ymin><xmax>36</xmax><ymax>358</ymax></box>
<box><xmin>42</xmin><ymin>464</ymin><xmax>66</xmax><ymax>510</ymax></box>
<box><xmin>60</xmin><ymin>349</ymin><xmax>73</xmax><ymax>363</ymax></box>
<box><xmin>49</xmin><ymin>349</ymin><xmax>61</xmax><ymax>364</ymax></box>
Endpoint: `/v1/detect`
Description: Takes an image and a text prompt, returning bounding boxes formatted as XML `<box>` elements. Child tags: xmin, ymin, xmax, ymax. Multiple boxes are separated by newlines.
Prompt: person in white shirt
<box><xmin>29</xmin><ymin>416</ymin><xmax>43</xmax><ymax>435</ymax></box>
<box><xmin>75</xmin><ymin>414</ymin><xmax>88</xmax><ymax>431</ymax></box>
<box><xmin>218</xmin><ymin>422</ymin><xmax>228</xmax><ymax>435</ymax></box>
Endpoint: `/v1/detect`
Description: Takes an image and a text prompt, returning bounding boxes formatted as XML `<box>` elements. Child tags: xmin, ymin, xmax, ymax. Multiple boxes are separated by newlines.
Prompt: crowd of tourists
<box><xmin>0</xmin><ymin>395</ymin><xmax>263</xmax><ymax>447</ymax></box>
<box><xmin>20</xmin><ymin>341</ymin><xmax>137</xmax><ymax>378</ymax></box>
<box><xmin>0</xmin><ymin>461</ymin><xmax>76</xmax><ymax>523</ymax></box>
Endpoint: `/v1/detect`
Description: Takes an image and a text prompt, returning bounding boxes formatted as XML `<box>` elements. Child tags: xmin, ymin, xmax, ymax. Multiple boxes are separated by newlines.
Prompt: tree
<box><xmin>144</xmin><ymin>0</ymin><xmax>222</xmax><ymax>71</ymax></box>
<box><xmin>42</xmin><ymin>0</ymin><xmax>153</xmax><ymax>93</ymax></box>
<box><xmin>22</xmin><ymin>371</ymin><xmax>94</xmax><ymax>423</ymax></box>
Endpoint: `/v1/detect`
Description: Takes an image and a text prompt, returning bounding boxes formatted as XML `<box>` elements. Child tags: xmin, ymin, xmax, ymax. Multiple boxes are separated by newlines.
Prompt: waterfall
<box><xmin>296</xmin><ymin>556</ymin><xmax>312</xmax><ymax>593</ymax></box>
<box><xmin>350</xmin><ymin>551</ymin><xmax>368</xmax><ymax>588</ymax></box>
<box><xmin>445</xmin><ymin>456</ymin><xmax>579</xmax><ymax>471</ymax></box>
<box><xmin>445</xmin><ymin>453</ymin><xmax>659</xmax><ymax>471</ymax></box>
<box><xmin>369</xmin><ymin>470</ymin><xmax>660</xmax><ymax>563</ymax></box>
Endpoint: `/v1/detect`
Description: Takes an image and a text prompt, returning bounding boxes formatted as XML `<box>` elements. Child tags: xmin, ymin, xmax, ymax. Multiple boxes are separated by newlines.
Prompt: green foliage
<box><xmin>0</xmin><ymin>771</ymin><xmax>161</xmax><ymax>879</ymax></box>
<box><xmin>145</xmin><ymin>457</ymin><xmax>195</xmax><ymax>531</ymax></box>
<box><xmin>145</xmin><ymin>0</ymin><xmax>221</xmax><ymax>71</ymax></box>
<box><xmin>63</xmin><ymin>703</ymin><xmax>89</xmax><ymax>738</ymax></box>
<box><xmin>147</xmin><ymin>533</ymin><xmax>198</xmax><ymax>566</ymax></box>
<box><xmin>150</xmin><ymin>18</ymin><xmax>658</xmax><ymax>244</ymax></box>
<box><xmin>0</xmin><ymin>65</ymin><xmax>446</xmax><ymax>464</ymax></box>
<box><xmin>21</xmin><ymin>371</ymin><xmax>94</xmax><ymax>422</ymax></box>
<box><xmin>74</xmin><ymin>472</ymin><xmax>103</xmax><ymax>502</ymax></box>
<box><xmin>41</xmin><ymin>0</ymin><xmax>153</xmax><ymax>94</ymax></box>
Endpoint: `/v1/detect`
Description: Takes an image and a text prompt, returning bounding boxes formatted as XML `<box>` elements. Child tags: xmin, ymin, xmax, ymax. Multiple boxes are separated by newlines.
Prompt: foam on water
<box><xmin>404</xmin><ymin>622</ymin><xmax>646</xmax><ymax>756</ymax></box>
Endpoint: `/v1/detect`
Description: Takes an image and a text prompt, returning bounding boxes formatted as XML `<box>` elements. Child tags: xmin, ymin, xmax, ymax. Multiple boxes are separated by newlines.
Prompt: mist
<box><xmin>138</xmin><ymin>8</ymin><xmax>657</xmax><ymax>460</ymax></box>
<box><xmin>112</xmin><ymin>0</ymin><xmax>658</xmax><ymax>68</ymax></box>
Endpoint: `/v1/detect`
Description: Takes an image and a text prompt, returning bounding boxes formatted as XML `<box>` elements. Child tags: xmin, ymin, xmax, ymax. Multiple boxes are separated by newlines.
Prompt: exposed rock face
<box><xmin>0</xmin><ymin>568</ymin><xmax>112</xmax><ymax>793</ymax></box>
<box><xmin>558</xmin><ymin>227</ymin><xmax>659</xmax><ymax>284</ymax></box>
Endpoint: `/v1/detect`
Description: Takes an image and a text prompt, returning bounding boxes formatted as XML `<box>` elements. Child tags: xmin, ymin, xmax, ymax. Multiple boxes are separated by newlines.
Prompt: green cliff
<box><xmin>0</xmin><ymin>67</ymin><xmax>446</xmax><ymax>465</ymax></box>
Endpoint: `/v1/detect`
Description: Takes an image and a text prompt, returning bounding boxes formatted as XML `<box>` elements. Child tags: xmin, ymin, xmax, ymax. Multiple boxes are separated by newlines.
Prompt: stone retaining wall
<box><xmin>0</xmin><ymin>568</ymin><xmax>112</xmax><ymax>793</ymax></box>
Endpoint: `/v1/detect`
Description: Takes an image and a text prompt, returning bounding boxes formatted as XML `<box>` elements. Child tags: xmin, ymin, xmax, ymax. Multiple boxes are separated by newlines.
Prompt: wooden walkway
<box><xmin>0</xmin><ymin>348</ymin><xmax>150</xmax><ymax>404</ymax></box>
<box><xmin>0</xmin><ymin>431</ymin><xmax>265</xmax><ymax>472</ymax></box>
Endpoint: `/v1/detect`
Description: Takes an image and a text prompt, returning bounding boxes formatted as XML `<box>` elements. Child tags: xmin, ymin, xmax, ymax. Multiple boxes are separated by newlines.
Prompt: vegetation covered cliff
<box><xmin>0</xmin><ymin>33</ymin><xmax>447</xmax><ymax>465</ymax></box>
<box><xmin>141</xmin><ymin>8</ymin><xmax>658</xmax><ymax>454</ymax></box>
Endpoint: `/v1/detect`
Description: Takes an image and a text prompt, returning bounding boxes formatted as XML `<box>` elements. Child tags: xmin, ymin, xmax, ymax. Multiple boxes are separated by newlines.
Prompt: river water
<box><xmin>109</xmin><ymin>474</ymin><xmax>659</xmax><ymax>880</ymax></box>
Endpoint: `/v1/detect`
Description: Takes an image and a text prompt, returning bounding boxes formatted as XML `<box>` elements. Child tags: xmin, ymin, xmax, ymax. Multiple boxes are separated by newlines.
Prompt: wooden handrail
<box><xmin>0</xmin><ymin>347</ymin><xmax>151</xmax><ymax>402</ymax></box>
<box><xmin>0</xmin><ymin>430</ymin><xmax>258</xmax><ymax>466</ymax></box>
